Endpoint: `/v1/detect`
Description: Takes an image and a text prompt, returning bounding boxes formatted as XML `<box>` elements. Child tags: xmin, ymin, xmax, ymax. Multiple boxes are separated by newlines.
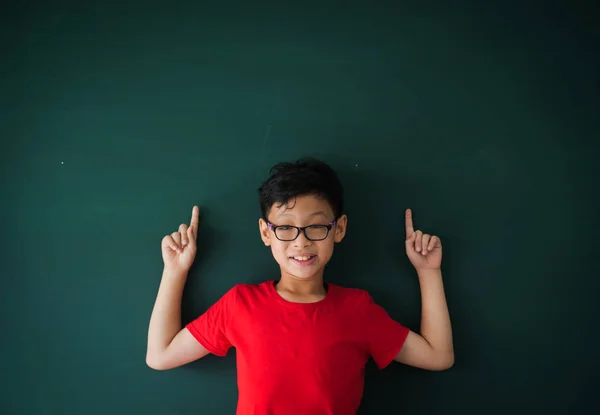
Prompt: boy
<box><xmin>146</xmin><ymin>158</ymin><xmax>454</xmax><ymax>415</ymax></box>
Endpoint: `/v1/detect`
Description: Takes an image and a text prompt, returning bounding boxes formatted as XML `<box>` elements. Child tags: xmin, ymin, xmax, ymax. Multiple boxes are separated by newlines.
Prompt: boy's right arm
<box><xmin>146</xmin><ymin>206</ymin><xmax>210</xmax><ymax>370</ymax></box>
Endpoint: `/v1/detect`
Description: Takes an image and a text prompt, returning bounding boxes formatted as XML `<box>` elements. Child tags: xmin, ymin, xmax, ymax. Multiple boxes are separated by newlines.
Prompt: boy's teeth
<box><xmin>294</xmin><ymin>256</ymin><xmax>312</xmax><ymax>261</ymax></box>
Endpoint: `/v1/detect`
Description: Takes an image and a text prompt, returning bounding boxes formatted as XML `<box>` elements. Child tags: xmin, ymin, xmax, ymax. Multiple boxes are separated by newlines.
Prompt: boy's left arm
<box><xmin>394</xmin><ymin>209</ymin><xmax>454</xmax><ymax>371</ymax></box>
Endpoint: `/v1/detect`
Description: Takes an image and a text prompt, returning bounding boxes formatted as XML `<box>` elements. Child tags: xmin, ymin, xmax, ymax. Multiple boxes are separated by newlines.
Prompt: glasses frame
<box><xmin>267</xmin><ymin>221</ymin><xmax>337</xmax><ymax>241</ymax></box>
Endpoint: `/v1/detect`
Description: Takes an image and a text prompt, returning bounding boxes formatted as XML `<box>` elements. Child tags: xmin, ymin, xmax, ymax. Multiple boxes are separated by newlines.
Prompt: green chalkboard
<box><xmin>2</xmin><ymin>1</ymin><xmax>599</xmax><ymax>414</ymax></box>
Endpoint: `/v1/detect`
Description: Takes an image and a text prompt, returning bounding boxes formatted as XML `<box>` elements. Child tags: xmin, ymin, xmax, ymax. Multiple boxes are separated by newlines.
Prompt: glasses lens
<box><xmin>305</xmin><ymin>225</ymin><xmax>328</xmax><ymax>240</ymax></box>
<box><xmin>275</xmin><ymin>226</ymin><xmax>299</xmax><ymax>241</ymax></box>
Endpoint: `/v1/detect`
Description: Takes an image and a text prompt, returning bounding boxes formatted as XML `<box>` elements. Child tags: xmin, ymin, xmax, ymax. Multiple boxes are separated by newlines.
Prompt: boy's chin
<box><xmin>282</xmin><ymin>265</ymin><xmax>325</xmax><ymax>281</ymax></box>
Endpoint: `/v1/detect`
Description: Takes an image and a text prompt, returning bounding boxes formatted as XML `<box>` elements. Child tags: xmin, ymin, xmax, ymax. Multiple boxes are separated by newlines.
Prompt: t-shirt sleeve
<box><xmin>185</xmin><ymin>286</ymin><xmax>237</xmax><ymax>357</ymax></box>
<box><xmin>362</xmin><ymin>292</ymin><xmax>410</xmax><ymax>370</ymax></box>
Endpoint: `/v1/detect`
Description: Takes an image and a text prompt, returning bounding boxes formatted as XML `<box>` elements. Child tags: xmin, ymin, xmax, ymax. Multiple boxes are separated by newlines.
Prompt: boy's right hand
<box><xmin>161</xmin><ymin>206</ymin><xmax>199</xmax><ymax>274</ymax></box>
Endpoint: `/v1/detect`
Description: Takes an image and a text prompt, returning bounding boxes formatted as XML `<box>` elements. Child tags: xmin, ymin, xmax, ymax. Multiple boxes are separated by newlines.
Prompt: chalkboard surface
<box><xmin>2</xmin><ymin>1</ymin><xmax>599</xmax><ymax>414</ymax></box>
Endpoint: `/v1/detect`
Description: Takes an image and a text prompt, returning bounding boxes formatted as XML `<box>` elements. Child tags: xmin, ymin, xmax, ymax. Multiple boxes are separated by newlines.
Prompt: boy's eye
<box><xmin>278</xmin><ymin>226</ymin><xmax>293</xmax><ymax>231</ymax></box>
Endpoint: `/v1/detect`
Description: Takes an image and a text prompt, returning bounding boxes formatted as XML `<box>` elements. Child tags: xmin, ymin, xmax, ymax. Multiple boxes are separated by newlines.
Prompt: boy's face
<box><xmin>259</xmin><ymin>194</ymin><xmax>347</xmax><ymax>281</ymax></box>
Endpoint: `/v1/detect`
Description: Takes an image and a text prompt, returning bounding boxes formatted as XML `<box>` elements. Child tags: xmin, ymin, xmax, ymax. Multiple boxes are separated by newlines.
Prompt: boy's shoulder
<box><xmin>327</xmin><ymin>282</ymin><xmax>376</xmax><ymax>306</ymax></box>
<box><xmin>229</xmin><ymin>280</ymin><xmax>272</xmax><ymax>295</ymax></box>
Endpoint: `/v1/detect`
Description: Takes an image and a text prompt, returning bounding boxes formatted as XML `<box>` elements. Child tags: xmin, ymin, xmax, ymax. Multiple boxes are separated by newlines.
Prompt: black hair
<box><xmin>258</xmin><ymin>158</ymin><xmax>344</xmax><ymax>220</ymax></box>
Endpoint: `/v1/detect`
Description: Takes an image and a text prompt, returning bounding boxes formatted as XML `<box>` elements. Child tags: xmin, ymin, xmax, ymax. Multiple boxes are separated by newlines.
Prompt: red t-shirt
<box><xmin>186</xmin><ymin>280</ymin><xmax>409</xmax><ymax>415</ymax></box>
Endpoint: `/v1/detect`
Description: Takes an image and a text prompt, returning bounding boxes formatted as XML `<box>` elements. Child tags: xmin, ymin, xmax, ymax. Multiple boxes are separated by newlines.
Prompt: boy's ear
<box><xmin>334</xmin><ymin>214</ymin><xmax>348</xmax><ymax>243</ymax></box>
<box><xmin>258</xmin><ymin>218</ymin><xmax>271</xmax><ymax>246</ymax></box>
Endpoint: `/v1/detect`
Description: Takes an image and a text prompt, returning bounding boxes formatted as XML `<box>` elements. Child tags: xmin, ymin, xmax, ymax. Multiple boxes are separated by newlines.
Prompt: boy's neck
<box><xmin>275</xmin><ymin>274</ymin><xmax>328</xmax><ymax>302</ymax></box>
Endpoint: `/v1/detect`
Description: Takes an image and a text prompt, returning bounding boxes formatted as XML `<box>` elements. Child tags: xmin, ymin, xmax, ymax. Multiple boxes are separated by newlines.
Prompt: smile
<box><xmin>289</xmin><ymin>255</ymin><xmax>317</xmax><ymax>266</ymax></box>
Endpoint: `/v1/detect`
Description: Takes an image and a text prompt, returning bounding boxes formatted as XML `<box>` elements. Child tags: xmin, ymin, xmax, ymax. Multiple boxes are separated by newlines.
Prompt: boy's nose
<box><xmin>293</xmin><ymin>231</ymin><xmax>312</xmax><ymax>248</ymax></box>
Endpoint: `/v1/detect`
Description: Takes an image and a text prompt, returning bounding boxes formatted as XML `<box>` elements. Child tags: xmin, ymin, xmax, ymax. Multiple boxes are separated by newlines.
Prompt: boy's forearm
<box><xmin>417</xmin><ymin>269</ymin><xmax>454</xmax><ymax>361</ymax></box>
<box><xmin>147</xmin><ymin>268</ymin><xmax>188</xmax><ymax>359</ymax></box>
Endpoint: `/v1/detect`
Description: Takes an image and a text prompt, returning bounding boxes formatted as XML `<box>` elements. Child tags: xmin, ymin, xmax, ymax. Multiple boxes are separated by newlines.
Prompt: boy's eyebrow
<box><xmin>308</xmin><ymin>211</ymin><xmax>328</xmax><ymax>218</ymax></box>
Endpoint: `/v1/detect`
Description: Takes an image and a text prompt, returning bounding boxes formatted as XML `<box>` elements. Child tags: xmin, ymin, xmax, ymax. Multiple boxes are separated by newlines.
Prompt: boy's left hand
<box><xmin>405</xmin><ymin>208</ymin><xmax>442</xmax><ymax>271</ymax></box>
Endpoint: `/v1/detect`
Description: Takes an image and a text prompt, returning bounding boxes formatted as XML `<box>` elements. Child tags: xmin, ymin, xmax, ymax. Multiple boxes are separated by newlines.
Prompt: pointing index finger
<box><xmin>190</xmin><ymin>205</ymin><xmax>199</xmax><ymax>234</ymax></box>
<box><xmin>405</xmin><ymin>208</ymin><xmax>414</xmax><ymax>238</ymax></box>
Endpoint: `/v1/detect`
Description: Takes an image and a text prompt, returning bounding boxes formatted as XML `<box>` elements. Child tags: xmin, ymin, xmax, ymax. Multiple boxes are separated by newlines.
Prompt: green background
<box><xmin>2</xmin><ymin>1</ymin><xmax>599</xmax><ymax>414</ymax></box>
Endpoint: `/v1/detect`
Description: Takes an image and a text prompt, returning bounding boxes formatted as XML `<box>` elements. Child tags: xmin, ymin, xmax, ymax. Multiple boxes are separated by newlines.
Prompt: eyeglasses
<box><xmin>267</xmin><ymin>221</ymin><xmax>337</xmax><ymax>241</ymax></box>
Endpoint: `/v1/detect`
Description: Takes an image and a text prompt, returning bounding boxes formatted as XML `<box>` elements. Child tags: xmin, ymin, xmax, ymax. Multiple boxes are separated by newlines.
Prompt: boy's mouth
<box><xmin>289</xmin><ymin>255</ymin><xmax>317</xmax><ymax>266</ymax></box>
